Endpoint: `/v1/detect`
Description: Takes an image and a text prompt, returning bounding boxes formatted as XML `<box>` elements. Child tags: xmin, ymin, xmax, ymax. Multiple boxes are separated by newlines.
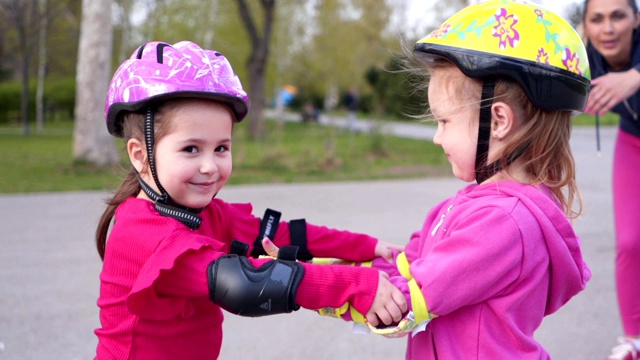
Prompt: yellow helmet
<box><xmin>415</xmin><ymin>0</ymin><xmax>590</xmax><ymax>112</ymax></box>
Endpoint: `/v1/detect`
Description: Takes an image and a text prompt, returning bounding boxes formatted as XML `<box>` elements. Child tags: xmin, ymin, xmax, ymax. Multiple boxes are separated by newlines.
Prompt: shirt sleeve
<box><xmin>296</xmin><ymin>261</ymin><xmax>380</xmax><ymax>315</ymax></box>
<box><xmin>411</xmin><ymin>206</ymin><xmax>524</xmax><ymax>317</ymax></box>
<box><xmin>269</xmin><ymin>221</ymin><xmax>377</xmax><ymax>261</ymax></box>
<box><xmin>141</xmin><ymin>236</ymin><xmax>380</xmax><ymax>318</ymax></box>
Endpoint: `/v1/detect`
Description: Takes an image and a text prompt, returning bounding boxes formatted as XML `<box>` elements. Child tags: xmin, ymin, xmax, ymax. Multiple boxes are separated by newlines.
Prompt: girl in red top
<box><xmin>94</xmin><ymin>40</ymin><xmax>406</xmax><ymax>359</ymax></box>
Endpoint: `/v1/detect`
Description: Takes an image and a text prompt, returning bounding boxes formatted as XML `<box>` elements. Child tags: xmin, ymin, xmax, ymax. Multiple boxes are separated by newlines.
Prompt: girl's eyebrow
<box><xmin>177</xmin><ymin>137</ymin><xmax>232</xmax><ymax>144</ymax></box>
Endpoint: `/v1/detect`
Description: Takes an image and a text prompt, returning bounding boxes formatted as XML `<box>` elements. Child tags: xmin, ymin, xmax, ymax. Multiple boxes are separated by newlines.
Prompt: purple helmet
<box><xmin>105</xmin><ymin>41</ymin><xmax>249</xmax><ymax>137</ymax></box>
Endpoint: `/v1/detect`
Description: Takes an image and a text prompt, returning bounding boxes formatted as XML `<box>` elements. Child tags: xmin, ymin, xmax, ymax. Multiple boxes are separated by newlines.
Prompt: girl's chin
<box><xmin>176</xmin><ymin>197</ymin><xmax>213</xmax><ymax>209</ymax></box>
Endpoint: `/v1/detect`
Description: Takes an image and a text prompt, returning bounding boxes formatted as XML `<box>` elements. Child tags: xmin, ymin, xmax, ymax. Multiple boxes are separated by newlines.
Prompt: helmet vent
<box><xmin>156</xmin><ymin>43</ymin><xmax>171</xmax><ymax>64</ymax></box>
<box><xmin>135</xmin><ymin>44</ymin><xmax>147</xmax><ymax>59</ymax></box>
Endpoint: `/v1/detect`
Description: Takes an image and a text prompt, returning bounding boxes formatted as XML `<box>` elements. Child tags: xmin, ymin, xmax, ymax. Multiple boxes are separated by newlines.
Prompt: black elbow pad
<box><xmin>207</xmin><ymin>254</ymin><xmax>304</xmax><ymax>317</ymax></box>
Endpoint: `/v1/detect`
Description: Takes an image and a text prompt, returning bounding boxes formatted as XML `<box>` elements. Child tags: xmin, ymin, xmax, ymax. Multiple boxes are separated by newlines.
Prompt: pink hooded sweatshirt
<box><xmin>382</xmin><ymin>181</ymin><xmax>590</xmax><ymax>359</ymax></box>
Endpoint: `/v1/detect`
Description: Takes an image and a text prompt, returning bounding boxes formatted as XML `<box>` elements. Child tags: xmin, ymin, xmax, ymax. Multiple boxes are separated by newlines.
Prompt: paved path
<box><xmin>0</xmin><ymin>123</ymin><xmax>619</xmax><ymax>359</ymax></box>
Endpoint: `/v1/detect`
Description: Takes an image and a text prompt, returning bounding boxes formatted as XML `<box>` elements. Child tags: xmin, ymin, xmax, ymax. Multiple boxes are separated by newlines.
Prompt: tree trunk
<box><xmin>73</xmin><ymin>0</ymin><xmax>118</xmax><ymax>165</ymax></box>
<box><xmin>246</xmin><ymin>48</ymin><xmax>267</xmax><ymax>139</ymax></box>
<box><xmin>35</xmin><ymin>0</ymin><xmax>47</xmax><ymax>133</ymax></box>
<box><xmin>236</xmin><ymin>0</ymin><xmax>275</xmax><ymax>140</ymax></box>
<box><xmin>19</xmin><ymin>31</ymin><xmax>29</xmax><ymax>136</ymax></box>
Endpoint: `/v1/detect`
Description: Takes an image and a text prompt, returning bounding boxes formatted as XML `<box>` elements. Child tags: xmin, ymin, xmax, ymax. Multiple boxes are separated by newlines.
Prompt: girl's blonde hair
<box><xmin>409</xmin><ymin>53</ymin><xmax>582</xmax><ymax>218</ymax></box>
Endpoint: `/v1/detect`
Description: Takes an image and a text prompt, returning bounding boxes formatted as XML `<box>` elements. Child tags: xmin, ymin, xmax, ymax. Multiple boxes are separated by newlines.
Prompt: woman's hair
<box><xmin>407</xmin><ymin>52</ymin><xmax>583</xmax><ymax>218</ymax></box>
<box><xmin>95</xmin><ymin>101</ymin><xmax>179</xmax><ymax>260</ymax></box>
<box><xmin>583</xmin><ymin>0</ymin><xmax>639</xmax><ymax>20</ymax></box>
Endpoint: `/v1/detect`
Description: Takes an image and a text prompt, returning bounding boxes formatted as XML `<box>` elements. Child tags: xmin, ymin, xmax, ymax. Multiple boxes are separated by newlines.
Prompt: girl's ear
<box><xmin>127</xmin><ymin>138</ymin><xmax>147</xmax><ymax>173</ymax></box>
<box><xmin>490</xmin><ymin>101</ymin><xmax>516</xmax><ymax>140</ymax></box>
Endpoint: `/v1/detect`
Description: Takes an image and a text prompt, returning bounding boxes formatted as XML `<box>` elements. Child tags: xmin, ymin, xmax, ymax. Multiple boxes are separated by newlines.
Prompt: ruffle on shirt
<box><xmin>125</xmin><ymin>225</ymin><xmax>226</xmax><ymax>321</ymax></box>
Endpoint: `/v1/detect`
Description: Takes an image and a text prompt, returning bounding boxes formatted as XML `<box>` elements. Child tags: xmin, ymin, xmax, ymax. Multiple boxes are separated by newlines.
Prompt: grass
<box><xmin>0</xmin><ymin>118</ymin><xmax>450</xmax><ymax>194</ymax></box>
<box><xmin>572</xmin><ymin>111</ymin><xmax>618</xmax><ymax>126</ymax></box>
<box><xmin>0</xmin><ymin>111</ymin><xmax>618</xmax><ymax>194</ymax></box>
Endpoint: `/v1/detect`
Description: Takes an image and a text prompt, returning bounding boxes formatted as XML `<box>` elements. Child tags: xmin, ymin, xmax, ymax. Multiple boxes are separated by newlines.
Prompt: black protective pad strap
<box><xmin>251</xmin><ymin>209</ymin><xmax>281</xmax><ymax>258</ymax></box>
<box><xmin>277</xmin><ymin>246</ymin><xmax>299</xmax><ymax>261</ymax></box>
<box><xmin>229</xmin><ymin>239</ymin><xmax>249</xmax><ymax>256</ymax></box>
<box><xmin>289</xmin><ymin>219</ymin><xmax>312</xmax><ymax>262</ymax></box>
<box><xmin>207</xmin><ymin>255</ymin><xmax>304</xmax><ymax>317</ymax></box>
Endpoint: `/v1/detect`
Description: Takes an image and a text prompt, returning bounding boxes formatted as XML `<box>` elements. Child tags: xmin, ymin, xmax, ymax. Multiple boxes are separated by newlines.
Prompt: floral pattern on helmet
<box><xmin>415</xmin><ymin>0</ymin><xmax>590</xmax><ymax>79</ymax></box>
<box><xmin>492</xmin><ymin>8</ymin><xmax>520</xmax><ymax>50</ymax></box>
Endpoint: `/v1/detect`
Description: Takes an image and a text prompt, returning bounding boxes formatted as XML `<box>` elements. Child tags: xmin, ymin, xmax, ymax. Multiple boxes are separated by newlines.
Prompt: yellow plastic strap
<box><xmin>317</xmin><ymin>302</ymin><xmax>349</xmax><ymax>318</ymax></box>
<box><xmin>311</xmin><ymin>257</ymin><xmax>343</xmax><ymax>265</ymax></box>
<box><xmin>396</xmin><ymin>252</ymin><xmax>412</xmax><ymax>280</ymax></box>
<box><xmin>360</xmin><ymin>260</ymin><xmax>372</xmax><ymax>268</ymax></box>
<box><xmin>408</xmin><ymin>278</ymin><xmax>432</xmax><ymax>323</ymax></box>
<box><xmin>349</xmin><ymin>305</ymin><xmax>367</xmax><ymax>325</ymax></box>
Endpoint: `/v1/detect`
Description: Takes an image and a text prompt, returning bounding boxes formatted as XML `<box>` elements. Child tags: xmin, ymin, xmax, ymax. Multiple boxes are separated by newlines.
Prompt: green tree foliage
<box><xmin>364</xmin><ymin>54</ymin><xmax>426</xmax><ymax>118</ymax></box>
<box><xmin>281</xmin><ymin>0</ymin><xmax>398</xmax><ymax>110</ymax></box>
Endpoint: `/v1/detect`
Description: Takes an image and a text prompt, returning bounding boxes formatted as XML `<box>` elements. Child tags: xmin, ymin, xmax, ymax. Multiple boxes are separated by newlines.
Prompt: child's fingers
<box><xmin>392</xmin><ymin>287</ymin><xmax>408</xmax><ymax>313</ymax></box>
<box><xmin>261</xmin><ymin>237</ymin><xmax>279</xmax><ymax>257</ymax></box>
<box><xmin>379</xmin><ymin>270</ymin><xmax>390</xmax><ymax>279</ymax></box>
<box><xmin>387</xmin><ymin>243</ymin><xmax>405</xmax><ymax>252</ymax></box>
<box><xmin>386</xmin><ymin>301</ymin><xmax>404</xmax><ymax>324</ymax></box>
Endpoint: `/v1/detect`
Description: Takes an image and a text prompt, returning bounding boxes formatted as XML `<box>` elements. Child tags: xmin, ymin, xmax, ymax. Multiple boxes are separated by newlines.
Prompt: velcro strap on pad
<box><xmin>251</xmin><ymin>208</ymin><xmax>281</xmax><ymax>258</ymax></box>
<box><xmin>290</xmin><ymin>219</ymin><xmax>312</xmax><ymax>262</ymax></box>
<box><xmin>277</xmin><ymin>245</ymin><xmax>299</xmax><ymax>261</ymax></box>
<box><xmin>229</xmin><ymin>239</ymin><xmax>249</xmax><ymax>256</ymax></box>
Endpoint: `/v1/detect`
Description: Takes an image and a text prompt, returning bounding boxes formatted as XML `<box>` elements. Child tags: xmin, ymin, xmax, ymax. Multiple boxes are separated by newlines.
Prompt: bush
<box><xmin>0</xmin><ymin>78</ymin><xmax>76</xmax><ymax>124</ymax></box>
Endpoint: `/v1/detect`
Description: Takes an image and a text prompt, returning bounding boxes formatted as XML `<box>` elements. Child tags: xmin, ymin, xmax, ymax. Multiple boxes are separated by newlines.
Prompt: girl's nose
<box><xmin>433</xmin><ymin>126</ymin><xmax>443</xmax><ymax>146</ymax></box>
<box><xmin>200</xmin><ymin>155</ymin><xmax>218</xmax><ymax>175</ymax></box>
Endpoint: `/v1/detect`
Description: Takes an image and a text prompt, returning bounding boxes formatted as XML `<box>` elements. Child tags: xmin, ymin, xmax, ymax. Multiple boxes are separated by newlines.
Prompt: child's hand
<box><xmin>262</xmin><ymin>237</ymin><xmax>279</xmax><ymax>257</ymax></box>
<box><xmin>375</xmin><ymin>241</ymin><xmax>405</xmax><ymax>263</ymax></box>
<box><xmin>365</xmin><ymin>272</ymin><xmax>408</xmax><ymax>327</ymax></box>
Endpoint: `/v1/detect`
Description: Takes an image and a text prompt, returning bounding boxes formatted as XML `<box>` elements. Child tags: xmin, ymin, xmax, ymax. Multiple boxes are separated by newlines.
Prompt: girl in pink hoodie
<box><xmin>313</xmin><ymin>1</ymin><xmax>592</xmax><ymax>358</ymax></box>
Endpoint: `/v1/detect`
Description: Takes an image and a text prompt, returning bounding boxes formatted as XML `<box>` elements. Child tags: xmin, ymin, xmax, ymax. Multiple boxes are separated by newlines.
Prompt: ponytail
<box><xmin>95</xmin><ymin>99</ymin><xmax>179</xmax><ymax>260</ymax></box>
<box><xmin>96</xmin><ymin>168</ymin><xmax>141</xmax><ymax>260</ymax></box>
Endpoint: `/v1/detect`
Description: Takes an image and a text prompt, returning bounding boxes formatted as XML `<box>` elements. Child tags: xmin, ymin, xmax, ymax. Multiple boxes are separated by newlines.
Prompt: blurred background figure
<box><xmin>343</xmin><ymin>87</ymin><xmax>359</xmax><ymax>132</ymax></box>
<box><xmin>581</xmin><ymin>0</ymin><xmax>640</xmax><ymax>359</ymax></box>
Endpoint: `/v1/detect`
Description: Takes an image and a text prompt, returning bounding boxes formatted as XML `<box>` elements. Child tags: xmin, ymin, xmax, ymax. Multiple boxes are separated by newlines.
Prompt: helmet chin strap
<box><xmin>475</xmin><ymin>79</ymin><xmax>496</xmax><ymax>184</ymax></box>
<box><xmin>475</xmin><ymin>79</ymin><xmax>529</xmax><ymax>184</ymax></box>
<box><xmin>138</xmin><ymin>107</ymin><xmax>203</xmax><ymax>230</ymax></box>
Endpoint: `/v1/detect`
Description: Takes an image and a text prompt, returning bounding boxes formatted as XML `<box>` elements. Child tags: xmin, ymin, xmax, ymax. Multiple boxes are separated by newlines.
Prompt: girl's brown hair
<box><xmin>411</xmin><ymin>54</ymin><xmax>582</xmax><ymax>218</ymax></box>
<box><xmin>95</xmin><ymin>102</ymin><xmax>177</xmax><ymax>260</ymax></box>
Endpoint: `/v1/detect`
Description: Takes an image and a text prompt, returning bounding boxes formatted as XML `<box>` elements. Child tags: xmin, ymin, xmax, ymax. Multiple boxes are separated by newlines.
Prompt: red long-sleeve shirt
<box><xmin>95</xmin><ymin>197</ymin><xmax>379</xmax><ymax>359</ymax></box>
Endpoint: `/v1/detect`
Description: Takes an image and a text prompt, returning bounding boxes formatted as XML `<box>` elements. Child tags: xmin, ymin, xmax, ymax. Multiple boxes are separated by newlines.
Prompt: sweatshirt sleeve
<box><xmin>411</xmin><ymin>206</ymin><xmax>524</xmax><ymax>317</ymax></box>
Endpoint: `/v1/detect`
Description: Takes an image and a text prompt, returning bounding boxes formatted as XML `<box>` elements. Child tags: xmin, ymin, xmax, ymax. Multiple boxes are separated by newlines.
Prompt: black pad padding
<box><xmin>207</xmin><ymin>255</ymin><xmax>304</xmax><ymax>317</ymax></box>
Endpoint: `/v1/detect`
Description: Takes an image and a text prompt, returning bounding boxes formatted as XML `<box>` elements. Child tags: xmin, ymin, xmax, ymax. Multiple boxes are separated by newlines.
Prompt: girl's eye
<box><xmin>183</xmin><ymin>146</ymin><xmax>198</xmax><ymax>154</ymax></box>
<box><xmin>215</xmin><ymin>145</ymin><xmax>229</xmax><ymax>153</ymax></box>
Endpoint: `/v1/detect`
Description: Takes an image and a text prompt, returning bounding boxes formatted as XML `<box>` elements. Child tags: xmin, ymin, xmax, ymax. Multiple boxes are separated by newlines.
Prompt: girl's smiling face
<box><xmin>429</xmin><ymin>66</ymin><xmax>480</xmax><ymax>183</ymax></box>
<box><xmin>138</xmin><ymin>100</ymin><xmax>234</xmax><ymax>209</ymax></box>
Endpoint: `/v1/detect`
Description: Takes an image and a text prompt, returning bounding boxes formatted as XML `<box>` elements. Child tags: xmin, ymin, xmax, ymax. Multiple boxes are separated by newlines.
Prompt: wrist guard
<box><xmin>207</xmin><ymin>254</ymin><xmax>304</xmax><ymax>317</ymax></box>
